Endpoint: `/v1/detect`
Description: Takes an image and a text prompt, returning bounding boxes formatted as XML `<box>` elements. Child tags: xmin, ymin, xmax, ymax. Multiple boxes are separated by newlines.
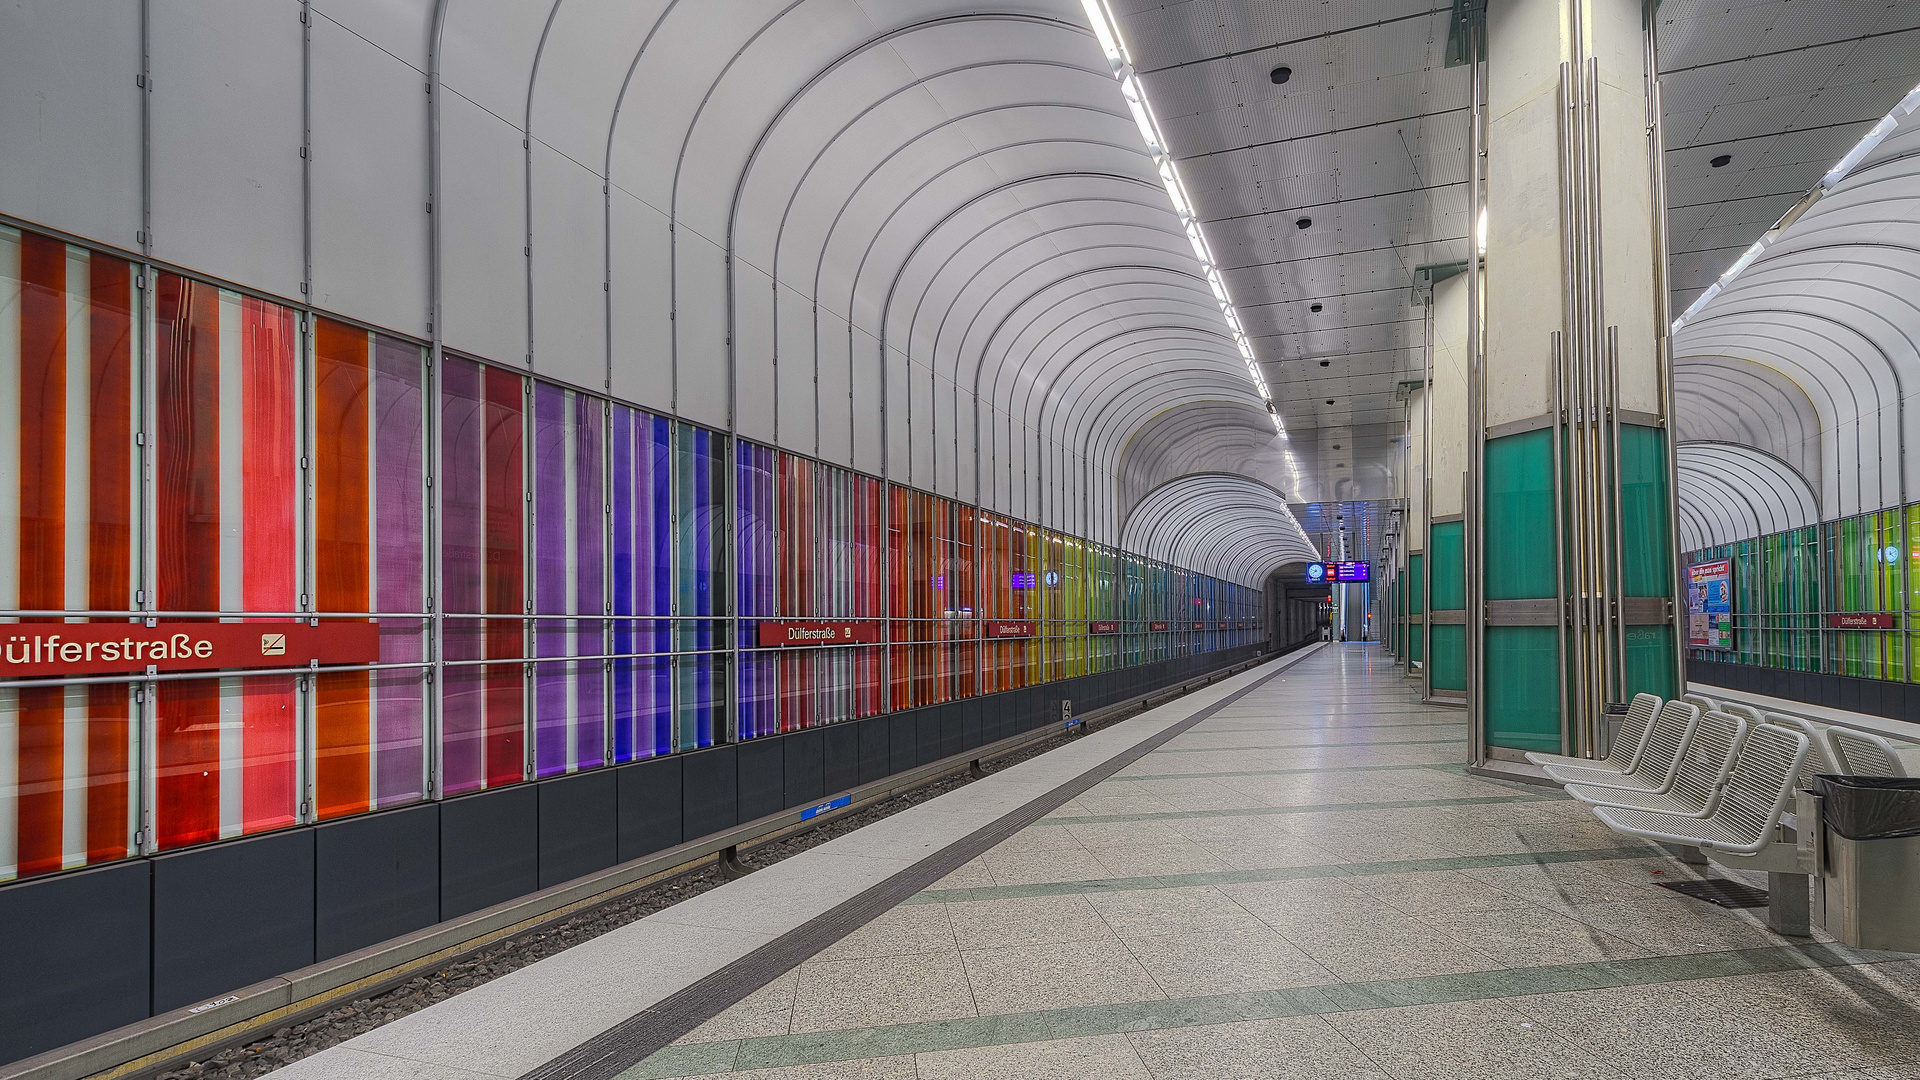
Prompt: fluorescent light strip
<box><xmin>1673</xmin><ymin>77</ymin><xmax>1920</xmax><ymax>333</ymax></box>
<box><xmin>1079</xmin><ymin>0</ymin><xmax>1288</xmax><ymax>442</ymax></box>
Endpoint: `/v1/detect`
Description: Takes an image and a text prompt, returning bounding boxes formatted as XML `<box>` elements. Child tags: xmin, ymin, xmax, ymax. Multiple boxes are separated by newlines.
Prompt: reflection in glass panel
<box><xmin>312</xmin><ymin>318</ymin><xmax>427</xmax><ymax>816</ymax></box>
<box><xmin>0</xmin><ymin>226</ymin><xmax>140</xmax><ymax>880</ymax></box>
<box><xmin>612</xmin><ymin>404</ymin><xmax>672</xmax><ymax>761</ymax></box>
<box><xmin>439</xmin><ymin>357</ymin><xmax>525</xmax><ymax>794</ymax></box>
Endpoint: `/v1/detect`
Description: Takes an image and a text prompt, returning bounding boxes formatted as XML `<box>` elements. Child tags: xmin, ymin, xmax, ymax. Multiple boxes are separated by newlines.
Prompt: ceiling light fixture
<box><xmin>1079</xmin><ymin>0</ymin><xmax>1295</xmax><ymax>487</ymax></box>
<box><xmin>1674</xmin><ymin>77</ymin><xmax>1920</xmax><ymax>334</ymax></box>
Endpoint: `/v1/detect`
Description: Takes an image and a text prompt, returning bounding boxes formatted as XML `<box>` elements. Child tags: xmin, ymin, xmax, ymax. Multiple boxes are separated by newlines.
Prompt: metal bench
<box><xmin>1765</xmin><ymin>712</ymin><xmax>1839</xmax><ymax>776</ymax></box>
<box><xmin>1525</xmin><ymin>692</ymin><xmax>1661</xmax><ymax>774</ymax></box>
<box><xmin>1591</xmin><ymin>723</ymin><xmax>1813</xmax><ymax>934</ymax></box>
<box><xmin>1544</xmin><ymin>700</ymin><xmax>1700</xmax><ymax>793</ymax></box>
<box><xmin>1683</xmin><ymin>692</ymin><xmax>1721</xmax><ymax>715</ymax></box>
<box><xmin>1566</xmin><ymin>709</ymin><xmax>1748</xmax><ymax>818</ymax></box>
<box><xmin>1827</xmin><ymin>727</ymin><xmax>1914</xmax><ymax>777</ymax></box>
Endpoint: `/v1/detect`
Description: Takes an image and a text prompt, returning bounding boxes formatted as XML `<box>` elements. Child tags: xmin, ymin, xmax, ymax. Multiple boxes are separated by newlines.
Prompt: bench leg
<box><xmin>1662</xmin><ymin>842</ymin><xmax>1709</xmax><ymax>866</ymax></box>
<box><xmin>1766</xmin><ymin>872</ymin><xmax>1811</xmax><ymax>937</ymax></box>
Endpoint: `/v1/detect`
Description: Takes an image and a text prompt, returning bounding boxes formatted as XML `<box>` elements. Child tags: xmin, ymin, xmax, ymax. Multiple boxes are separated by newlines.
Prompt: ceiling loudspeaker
<box><xmin>1270</xmin><ymin>65</ymin><xmax>1292</xmax><ymax>84</ymax></box>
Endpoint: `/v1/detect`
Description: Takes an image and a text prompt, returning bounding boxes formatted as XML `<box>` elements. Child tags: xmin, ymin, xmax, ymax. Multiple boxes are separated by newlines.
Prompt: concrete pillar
<box><xmin>1426</xmin><ymin>269</ymin><xmax>1470</xmax><ymax>704</ymax></box>
<box><xmin>1467</xmin><ymin>0</ymin><xmax>1682</xmax><ymax>764</ymax></box>
<box><xmin>1396</xmin><ymin>373</ymin><xmax>1427</xmax><ymax>678</ymax></box>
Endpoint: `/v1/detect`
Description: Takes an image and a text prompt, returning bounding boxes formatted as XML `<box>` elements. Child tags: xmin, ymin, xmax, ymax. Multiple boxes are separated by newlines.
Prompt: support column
<box><xmin>1400</xmin><ymin>376</ymin><xmax>1427</xmax><ymax>679</ymax></box>
<box><xmin>1468</xmin><ymin>0</ymin><xmax>1681</xmax><ymax>765</ymax></box>
<box><xmin>1426</xmin><ymin>268</ymin><xmax>1470</xmax><ymax>705</ymax></box>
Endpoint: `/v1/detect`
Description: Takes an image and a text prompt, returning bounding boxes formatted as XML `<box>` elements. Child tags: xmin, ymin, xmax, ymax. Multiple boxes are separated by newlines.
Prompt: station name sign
<box><xmin>1088</xmin><ymin>621</ymin><xmax>1119</xmax><ymax>635</ymax></box>
<box><xmin>1828</xmin><ymin>612</ymin><xmax>1896</xmax><ymax>630</ymax></box>
<box><xmin>1148</xmin><ymin>621</ymin><xmax>1169</xmax><ymax>632</ymax></box>
<box><xmin>1</xmin><ymin>622</ymin><xmax>380</xmax><ymax>678</ymax></box>
<box><xmin>983</xmin><ymin>620</ymin><xmax>1035</xmax><ymax>639</ymax></box>
<box><xmin>754</xmin><ymin>621</ymin><xmax>882</xmax><ymax>647</ymax></box>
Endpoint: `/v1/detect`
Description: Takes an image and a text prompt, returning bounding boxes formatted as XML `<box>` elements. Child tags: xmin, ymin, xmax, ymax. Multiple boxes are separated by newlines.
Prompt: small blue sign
<box><xmin>800</xmin><ymin>794</ymin><xmax>852</xmax><ymax>820</ymax></box>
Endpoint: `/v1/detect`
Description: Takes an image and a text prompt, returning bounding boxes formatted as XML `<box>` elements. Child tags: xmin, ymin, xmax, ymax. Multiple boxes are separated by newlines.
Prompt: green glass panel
<box><xmin>1430</xmin><ymin>522</ymin><xmax>1464</xmax><ymax>610</ymax></box>
<box><xmin>1407</xmin><ymin>553</ymin><xmax>1425</xmax><ymax>663</ymax></box>
<box><xmin>1624</xmin><ymin>623</ymin><xmax>1676</xmax><ymax>701</ymax></box>
<box><xmin>1485</xmin><ymin>430</ymin><xmax>1556</xmax><ymax>601</ymax></box>
<box><xmin>1619</xmin><ymin>424</ymin><xmax>1672</xmax><ymax>597</ymax></box>
<box><xmin>1430</xmin><ymin>624</ymin><xmax>1465</xmax><ymax>690</ymax></box>
<box><xmin>1486</xmin><ymin>625</ymin><xmax>1561</xmax><ymax>751</ymax></box>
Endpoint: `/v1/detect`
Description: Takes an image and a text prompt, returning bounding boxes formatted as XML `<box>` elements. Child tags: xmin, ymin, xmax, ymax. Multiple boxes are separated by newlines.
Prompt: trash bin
<box><xmin>1810</xmin><ymin>775</ymin><xmax>1920</xmax><ymax>951</ymax></box>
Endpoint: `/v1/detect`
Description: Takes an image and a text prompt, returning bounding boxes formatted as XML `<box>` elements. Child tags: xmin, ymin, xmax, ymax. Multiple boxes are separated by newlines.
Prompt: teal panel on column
<box><xmin>1619</xmin><ymin>424</ymin><xmax>1677</xmax><ymax>702</ymax></box>
<box><xmin>1431</xmin><ymin>625</ymin><xmax>1465</xmax><ymax>690</ymax></box>
<box><xmin>1484</xmin><ymin>430</ymin><xmax>1561</xmax><ymax>750</ymax></box>
<box><xmin>1625</xmin><ymin>623</ymin><xmax>1677</xmax><ymax>701</ymax></box>
<box><xmin>1431</xmin><ymin>522</ymin><xmax>1463</xmax><ymax>609</ymax></box>
<box><xmin>1487</xmin><ymin>626</ymin><xmax>1562</xmax><ymax>751</ymax></box>
<box><xmin>1620</xmin><ymin>424</ymin><xmax>1673</xmax><ymax>597</ymax></box>
<box><xmin>1485</xmin><ymin>430</ymin><xmax>1557</xmax><ymax>600</ymax></box>
<box><xmin>1429</xmin><ymin>522</ymin><xmax>1464</xmax><ymax>689</ymax></box>
<box><xmin>1408</xmin><ymin>553</ymin><xmax>1424</xmax><ymax>663</ymax></box>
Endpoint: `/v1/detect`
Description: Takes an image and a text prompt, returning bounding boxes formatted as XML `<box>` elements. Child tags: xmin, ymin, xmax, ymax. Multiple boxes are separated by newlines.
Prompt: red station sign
<box><xmin>983</xmin><ymin>620</ymin><xmax>1035</xmax><ymax>639</ymax></box>
<box><xmin>754</xmin><ymin>621</ymin><xmax>883</xmax><ymax>647</ymax></box>
<box><xmin>1148</xmin><ymin>621</ymin><xmax>1169</xmax><ymax>632</ymax></box>
<box><xmin>0</xmin><ymin>622</ymin><xmax>380</xmax><ymax>679</ymax></box>
<box><xmin>1829</xmin><ymin>612</ymin><xmax>1896</xmax><ymax>630</ymax></box>
<box><xmin>1088</xmin><ymin>621</ymin><xmax>1120</xmax><ymax>635</ymax></box>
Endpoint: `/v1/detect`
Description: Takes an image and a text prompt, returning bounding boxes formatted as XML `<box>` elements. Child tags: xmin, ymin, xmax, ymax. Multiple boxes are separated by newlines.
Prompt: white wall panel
<box><xmin>816</xmin><ymin>309</ymin><xmax>852</xmax><ymax>466</ymax></box>
<box><xmin>734</xmin><ymin>262</ymin><xmax>775</xmax><ymax>443</ymax></box>
<box><xmin>673</xmin><ymin>229</ymin><xmax>728</xmax><ymax>430</ymax></box>
<box><xmin>437</xmin><ymin>0</ymin><xmax>546</xmax><ymax>127</ymax></box>
<box><xmin>884</xmin><ymin>347</ymin><xmax>909</xmax><ymax>480</ymax></box>
<box><xmin>955</xmin><ymin>387</ymin><xmax>976</xmax><ymax>506</ymax></box>
<box><xmin>310</xmin><ymin>12</ymin><xmax>429</xmax><ymax>336</ymax></box>
<box><xmin>531</xmin><ymin>142</ymin><xmax>606</xmax><ymax>390</ymax></box>
<box><xmin>0</xmin><ymin>1</ymin><xmax>142</xmax><ymax>249</ymax></box>
<box><xmin>909</xmin><ymin>359</ymin><xmax>934</xmax><ymax>490</ymax></box>
<box><xmin>609</xmin><ymin>188</ymin><xmax>673</xmax><ymax>414</ymax></box>
<box><xmin>773</xmin><ymin>280</ymin><xmax>815</xmax><ymax>453</ymax></box>
<box><xmin>310</xmin><ymin>0</ymin><xmax>431</xmax><ymax>70</ymax></box>
<box><xmin>935</xmin><ymin>372</ymin><xmax>958</xmax><ymax>498</ymax></box>
<box><xmin>852</xmin><ymin>328</ymin><xmax>883</xmax><ymax>475</ymax></box>
<box><xmin>150</xmin><ymin>0</ymin><xmax>304</xmax><ymax>299</ymax></box>
<box><xmin>439</xmin><ymin>90</ymin><xmax>525</xmax><ymax>364</ymax></box>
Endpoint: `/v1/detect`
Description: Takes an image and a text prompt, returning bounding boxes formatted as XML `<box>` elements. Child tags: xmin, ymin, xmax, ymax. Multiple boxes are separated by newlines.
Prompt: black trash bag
<box><xmin>1815</xmin><ymin>774</ymin><xmax>1920</xmax><ymax>841</ymax></box>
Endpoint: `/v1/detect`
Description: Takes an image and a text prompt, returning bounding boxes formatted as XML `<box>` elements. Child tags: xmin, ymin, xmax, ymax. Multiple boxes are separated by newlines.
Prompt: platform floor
<box><xmin>279</xmin><ymin>646</ymin><xmax>1920</xmax><ymax>1080</ymax></box>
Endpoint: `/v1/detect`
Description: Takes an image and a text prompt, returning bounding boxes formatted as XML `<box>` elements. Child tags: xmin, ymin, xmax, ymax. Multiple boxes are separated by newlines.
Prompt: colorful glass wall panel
<box><xmin>439</xmin><ymin>357</ymin><xmax>525</xmax><ymax>794</ymax></box>
<box><xmin>311</xmin><ymin>319</ymin><xmax>427</xmax><ymax>817</ymax></box>
<box><xmin>611</xmin><ymin>405</ymin><xmax>672</xmax><ymax>761</ymax></box>
<box><xmin>676</xmin><ymin>424</ymin><xmax>726</xmax><ymax>748</ymax></box>
<box><xmin>0</xmin><ymin>226</ymin><xmax>138</xmax><ymax>880</ymax></box>
<box><xmin>151</xmin><ymin>272</ymin><xmax>301</xmax><ymax>849</ymax></box>
<box><xmin>532</xmin><ymin>382</ymin><xmax>606</xmax><ymax>776</ymax></box>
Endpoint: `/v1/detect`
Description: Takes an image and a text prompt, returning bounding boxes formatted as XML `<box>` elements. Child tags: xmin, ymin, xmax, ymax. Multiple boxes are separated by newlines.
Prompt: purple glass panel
<box><xmin>534</xmin><ymin>382</ymin><xmax>569</xmax><ymax>777</ymax></box>
<box><xmin>439</xmin><ymin>356</ymin><xmax>486</xmax><ymax>795</ymax></box>
<box><xmin>572</xmin><ymin>390</ymin><xmax>605</xmax><ymax>771</ymax></box>
<box><xmin>373</xmin><ymin>334</ymin><xmax>426</xmax><ymax>806</ymax></box>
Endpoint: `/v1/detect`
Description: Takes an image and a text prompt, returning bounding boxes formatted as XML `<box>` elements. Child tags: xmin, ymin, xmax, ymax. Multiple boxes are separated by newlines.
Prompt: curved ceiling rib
<box><xmin>1675</xmin><ymin>443</ymin><xmax>1821</xmax><ymax>551</ymax></box>
<box><xmin>1672</xmin><ymin>118</ymin><xmax>1920</xmax><ymax>537</ymax></box>
<box><xmin>427</xmin><ymin>0</ymin><xmax>1366</xmax><ymax>571</ymax></box>
<box><xmin>1119</xmin><ymin>474</ymin><xmax>1320</xmax><ymax>587</ymax></box>
<box><xmin>1116</xmin><ymin>401</ymin><xmax>1297</xmax><ymax>527</ymax></box>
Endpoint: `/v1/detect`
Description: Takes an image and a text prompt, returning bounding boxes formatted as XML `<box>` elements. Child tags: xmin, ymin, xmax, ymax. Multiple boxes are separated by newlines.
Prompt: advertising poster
<box><xmin>1687</xmin><ymin>559</ymin><xmax>1733</xmax><ymax>649</ymax></box>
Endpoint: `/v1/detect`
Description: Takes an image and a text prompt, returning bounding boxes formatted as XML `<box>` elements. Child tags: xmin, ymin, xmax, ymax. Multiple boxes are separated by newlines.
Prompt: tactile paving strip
<box><xmin>518</xmin><ymin>651</ymin><xmax>1314</xmax><ymax>1080</ymax></box>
